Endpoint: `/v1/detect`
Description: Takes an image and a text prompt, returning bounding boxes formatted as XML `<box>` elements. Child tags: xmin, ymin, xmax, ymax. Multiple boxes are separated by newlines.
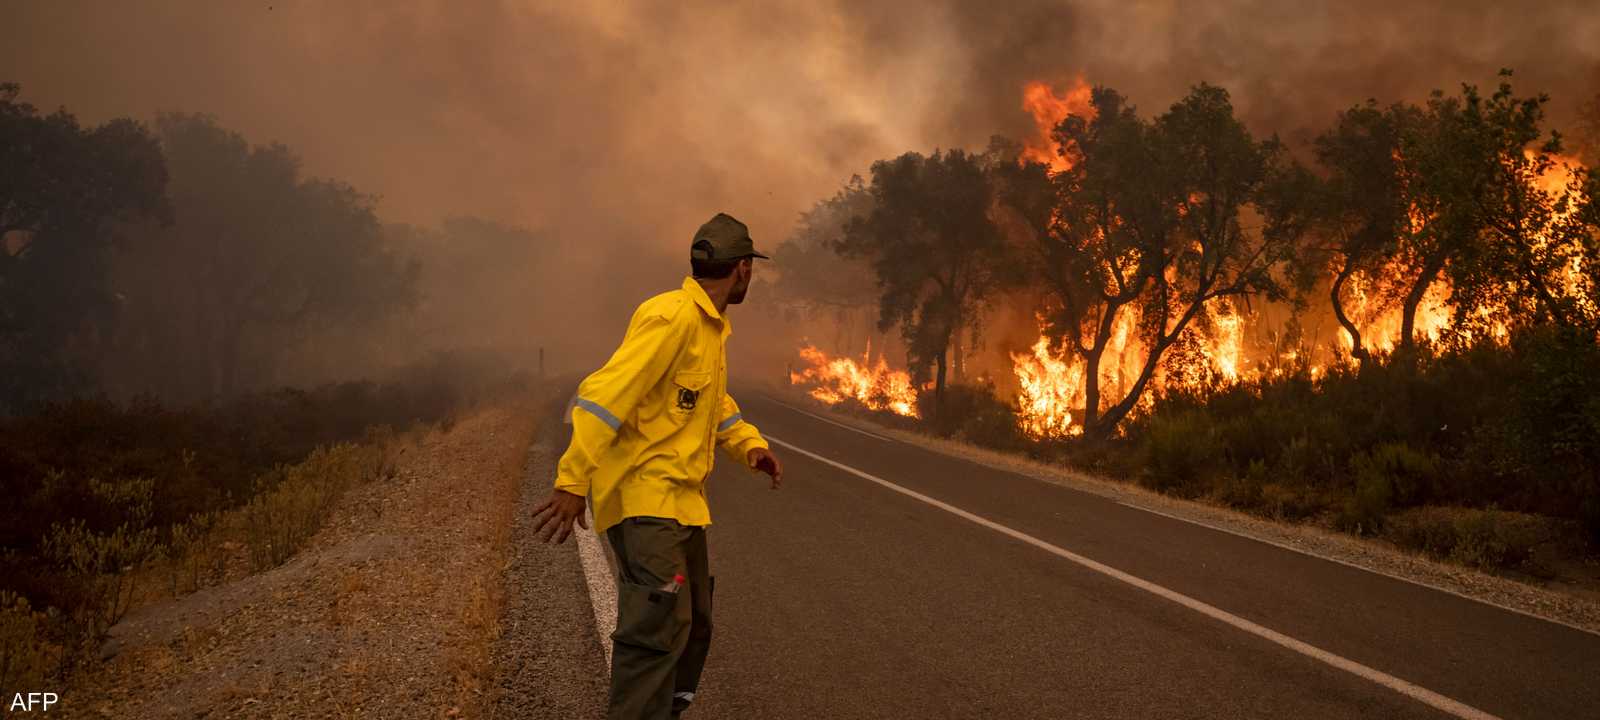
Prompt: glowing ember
<box><xmin>1021</xmin><ymin>78</ymin><xmax>1094</xmax><ymax>173</ymax></box>
<box><xmin>790</xmin><ymin>345</ymin><xmax>920</xmax><ymax>417</ymax></box>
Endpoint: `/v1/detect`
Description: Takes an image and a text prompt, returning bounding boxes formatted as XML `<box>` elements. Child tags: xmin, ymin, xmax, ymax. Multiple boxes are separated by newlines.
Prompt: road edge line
<box><xmin>766</xmin><ymin>432</ymin><xmax>1503</xmax><ymax>720</ymax></box>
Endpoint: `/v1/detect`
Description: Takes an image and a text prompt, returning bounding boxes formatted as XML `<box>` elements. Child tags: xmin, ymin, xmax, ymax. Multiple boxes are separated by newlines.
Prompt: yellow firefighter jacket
<box><xmin>555</xmin><ymin>276</ymin><xmax>769</xmax><ymax>534</ymax></box>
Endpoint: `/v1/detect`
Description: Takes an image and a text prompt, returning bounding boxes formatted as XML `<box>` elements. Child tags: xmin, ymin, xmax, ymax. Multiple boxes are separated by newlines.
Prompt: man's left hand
<box><xmin>748</xmin><ymin>447</ymin><xmax>783</xmax><ymax>490</ymax></box>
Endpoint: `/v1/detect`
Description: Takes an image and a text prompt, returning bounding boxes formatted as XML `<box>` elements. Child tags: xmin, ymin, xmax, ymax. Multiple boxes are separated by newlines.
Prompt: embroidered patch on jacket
<box><xmin>676</xmin><ymin>387</ymin><xmax>700</xmax><ymax>410</ymax></box>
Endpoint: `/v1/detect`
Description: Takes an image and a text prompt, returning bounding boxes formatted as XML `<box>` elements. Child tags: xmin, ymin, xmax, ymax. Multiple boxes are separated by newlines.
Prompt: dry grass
<box><xmin>58</xmin><ymin>396</ymin><xmax>542</xmax><ymax>718</ymax></box>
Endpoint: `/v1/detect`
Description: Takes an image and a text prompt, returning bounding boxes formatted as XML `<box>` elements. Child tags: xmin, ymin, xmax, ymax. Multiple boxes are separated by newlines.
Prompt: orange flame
<box><xmin>1335</xmin><ymin>262</ymin><xmax>1453</xmax><ymax>354</ymax></box>
<box><xmin>1011</xmin><ymin>299</ymin><xmax>1290</xmax><ymax>437</ymax></box>
<box><xmin>790</xmin><ymin>345</ymin><xmax>920</xmax><ymax>418</ymax></box>
<box><xmin>1339</xmin><ymin>152</ymin><xmax>1590</xmax><ymax>353</ymax></box>
<box><xmin>1534</xmin><ymin>153</ymin><xmax>1592</xmax><ymax>315</ymax></box>
<box><xmin>1012</xmin><ymin>333</ymin><xmax>1082</xmax><ymax>439</ymax></box>
<box><xmin>1021</xmin><ymin>78</ymin><xmax>1094</xmax><ymax>173</ymax></box>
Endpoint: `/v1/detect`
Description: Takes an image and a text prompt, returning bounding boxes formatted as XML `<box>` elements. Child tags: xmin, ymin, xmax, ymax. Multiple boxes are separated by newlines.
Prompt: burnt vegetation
<box><xmin>783</xmin><ymin>71</ymin><xmax>1600</xmax><ymax>571</ymax></box>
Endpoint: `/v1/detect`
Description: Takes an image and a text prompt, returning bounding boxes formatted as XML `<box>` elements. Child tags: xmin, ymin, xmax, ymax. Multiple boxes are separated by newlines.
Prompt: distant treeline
<box><xmin>0</xmin><ymin>82</ymin><xmax>551</xmax><ymax>414</ymax></box>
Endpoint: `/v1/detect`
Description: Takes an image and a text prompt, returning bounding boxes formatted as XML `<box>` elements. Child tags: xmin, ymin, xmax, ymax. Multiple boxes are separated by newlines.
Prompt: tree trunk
<box><xmin>1085</xmin><ymin>290</ymin><xmax>1211</xmax><ymax>440</ymax></box>
<box><xmin>1079</xmin><ymin>299</ymin><xmax>1127</xmax><ymax>433</ymax></box>
<box><xmin>1081</xmin><ymin>344</ymin><xmax>1104</xmax><ymax>430</ymax></box>
<box><xmin>1330</xmin><ymin>260</ymin><xmax>1369</xmax><ymax>366</ymax></box>
<box><xmin>1398</xmin><ymin>252</ymin><xmax>1446</xmax><ymax>356</ymax></box>
<box><xmin>933</xmin><ymin>346</ymin><xmax>948</xmax><ymax>412</ymax></box>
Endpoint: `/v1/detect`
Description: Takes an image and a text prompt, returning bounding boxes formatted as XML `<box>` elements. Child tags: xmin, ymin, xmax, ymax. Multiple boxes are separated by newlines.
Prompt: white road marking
<box><xmin>1117</xmin><ymin>500</ymin><xmax>1600</xmax><ymax>640</ymax></box>
<box><xmin>574</xmin><ymin>505</ymin><xmax>617</xmax><ymax>670</ymax></box>
<box><xmin>766</xmin><ymin>433</ymin><xmax>1503</xmax><ymax>720</ymax></box>
<box><xmin>757</xmin><ymin>394</ymin><xmax>1599</xmax><ymax>640</ymax></box>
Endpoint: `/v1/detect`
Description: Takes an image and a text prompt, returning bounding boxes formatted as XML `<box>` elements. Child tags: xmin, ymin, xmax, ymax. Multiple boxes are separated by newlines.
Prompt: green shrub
<box><xmin>165</xmin><ymin>510</ymin><xmax>221</xmax><ymax>595</ymax></box>
<box><xmin>1099</xmin><ymin>321</ymin><xmax>1598</xmax><ymax>565</ymax></box>
<box><xmin>1215</xmin><ymin>459</ymin><xmax>1268</xmax><ymax>509</ymax></box>
<box><xmin>41</xmin><ymin>515</ymin><xmax>160</xmax><ymax>667</ymax></box>
<box><xmin>1337</xmin><ymin>443</ymin><xmax>1440</xmax><ymax>534</ymax></box>
<box><xmin>919</xmin><ymin>383</ymin><xmax>1029</xmax><ymax>451</ymax></box>
<box><xmin>0</xmin><ymin>379</ymin><xmax>446</xmax><ymax>678</ymax></box>
<box><xmin>1385</xmin><ymin>507</ymin><xmax>1557</xmax><ymax>571</ymax></box>
<box><xmin>1258</xmin><ymin>482</ymin><xmax>1322</xmax><ymax>521</ymax></box>
<box><xmin>242</xmin><ymin>442</ymin><xmax>385</xmax><ymax>571</ymax></box>
<box><xmin>1139</xmin><ymin>411</ymin><xmax>1223</xmax><ymax>496</ymax></box>
<box><xmin>1338</xmin><ymin>470</ymin><xmax>1392</xmax><ymax>535</ymax></box>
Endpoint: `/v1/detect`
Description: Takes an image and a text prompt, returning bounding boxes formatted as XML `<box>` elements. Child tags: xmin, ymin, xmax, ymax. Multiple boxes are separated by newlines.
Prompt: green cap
<box><xmin>690</xmin><ymin>212</ymin><xmax>769</xmax><ymax>262</ymax></box>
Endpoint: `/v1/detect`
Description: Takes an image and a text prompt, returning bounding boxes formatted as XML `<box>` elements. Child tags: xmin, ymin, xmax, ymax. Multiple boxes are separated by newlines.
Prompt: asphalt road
<box><xmin>658</xmin><ymin>392</ymin><xmax>1600</xmax><ymax>720</ymax></box>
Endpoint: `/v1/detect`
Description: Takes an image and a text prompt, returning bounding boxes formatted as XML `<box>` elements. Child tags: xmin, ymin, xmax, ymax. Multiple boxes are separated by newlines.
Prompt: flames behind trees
<box><xmin>787</xmin><ymin>71</ymin><xmax>1598</xmax><ymax>443</ymax></box>
<box><xmin>1021</xmin><ymin>79</ymin><xmax>1093</xmax><ymax>173</ymax></box>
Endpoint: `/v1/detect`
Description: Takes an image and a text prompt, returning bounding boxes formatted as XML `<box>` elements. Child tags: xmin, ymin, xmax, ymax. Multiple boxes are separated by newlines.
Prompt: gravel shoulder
<box><xmin>61</xmin><ymin>400</ymin><xmax>541</xmax><ymax>718</ymax></box>
<box><xmin>487</xmin><ymin>396</ymin><xmax>609</xmax><ymax>719</ymax></box>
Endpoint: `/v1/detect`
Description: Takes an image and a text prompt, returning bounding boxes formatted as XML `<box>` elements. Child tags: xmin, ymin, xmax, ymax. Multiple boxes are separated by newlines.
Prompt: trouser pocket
<box><xmin>612</xmin><ymin>580</ymin><xmax>685</xmax><ymax>652</ymax></box>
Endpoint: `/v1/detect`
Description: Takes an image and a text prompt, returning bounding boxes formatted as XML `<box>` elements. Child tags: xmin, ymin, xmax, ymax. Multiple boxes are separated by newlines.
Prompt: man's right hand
<box><xmin>532</xmin><ymin>489</ymin><xmax>589</xmax><ymax>544</ymax></box>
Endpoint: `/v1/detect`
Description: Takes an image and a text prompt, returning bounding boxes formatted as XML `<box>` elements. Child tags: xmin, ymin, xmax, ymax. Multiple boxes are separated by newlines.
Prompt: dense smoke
<box><xmin>3</xmin><ymin>0</ymin><xmax>1597</xmax><ymax>385</ymax></box>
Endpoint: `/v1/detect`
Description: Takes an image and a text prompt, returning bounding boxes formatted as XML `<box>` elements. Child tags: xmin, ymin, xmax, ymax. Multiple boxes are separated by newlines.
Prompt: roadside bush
<box><xmin>1258</xmin><ymin>482</ymin><xmax>1323</xmax><ymax>522</ymax></box>
<box><xmin>1104</xmin><ymin>322</ymin><xmax>1599</xmax><ymax>563</ymax></box>
<box><xmin>1337</xmin><ymin>443</ymin><xmax>1440</xmax><ymax>534</ymax></box>
<box><xmin>1215</xmin><ymin>459</ymin><xmax>1268</xmax><ymax>509</ymax></box>
<box><xmin>1139</xmin><ymin>410</ymin><xmax>1222</xmax><ymax>496</ymax></box>
<box><xmin>41</xmin><ymin>516</ymin><xmax>160</xmax><ymax>667</ymax></box>
<box><xmin>0</xmin><ymin>591</ymin><xmax>55</xmax><ymax>693</ymax></box>
<box><xmin>0</xmin><ymin>375</ymin><xmax>460</xmax><ymax>681</ymax></box>
<box><xmin>1385</xmin><ymin>507</ymin><xmax>1556</xmax><ymax>571</ymax></box>
<box><xmin>920</xmin><ymin>383</ymin><xmax>1030</xmax><ymax>453</ymax></box>
<box><xmin>243</xmin><ymin>442</ymin><xmax>389</xmax><ymax>571</ymax></box>
<box><xmin>164</xmin><ymin>510</ymin><xmax>221</xmax><ymax>595</ymax></box>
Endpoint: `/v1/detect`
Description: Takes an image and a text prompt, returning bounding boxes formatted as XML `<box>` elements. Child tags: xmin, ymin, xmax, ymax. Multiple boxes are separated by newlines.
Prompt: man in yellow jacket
<box><xmin>532</xmin><ymin>212</ymin><xmax>784</xmax><ymax>720</ymax></box>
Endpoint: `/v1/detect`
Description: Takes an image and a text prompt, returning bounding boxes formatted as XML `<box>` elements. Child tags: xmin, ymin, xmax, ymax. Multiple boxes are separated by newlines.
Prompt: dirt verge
<box><xmin>60</xmin><ymin>401</ymin><xmax>539</xmax><ymax>718</ymax></box>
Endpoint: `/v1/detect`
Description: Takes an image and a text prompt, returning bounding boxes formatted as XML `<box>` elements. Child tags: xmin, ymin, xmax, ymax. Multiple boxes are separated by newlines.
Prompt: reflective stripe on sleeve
<box><xmin>573</xmin><ymin>397</ymin><xmax>622</xmax><ymax>430</ymax></box>
<box><xmin>717</xmin><ymin>413</ymin><xmax>743</xmax><ymax>432</ymax></box>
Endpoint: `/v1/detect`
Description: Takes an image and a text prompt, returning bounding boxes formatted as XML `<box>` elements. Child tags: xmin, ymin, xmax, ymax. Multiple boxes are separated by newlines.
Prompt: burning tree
<box><xmin>839</xmin><ymin>149</ymin><xmax>1014</xmax><ymax>411</ymax></box>
<box><xmin>1275</xmin><ymin>74</ymin><xmax>1598</xmax><ymax>364</ymax></box>
<box><xmin>1283</xmin><ymin>100</ymin><xmax>1417</xmax><ymax>365</ymax></box>
<box><xmin>1435</xmin><ymin>74</ymin><xmax>1599</xmax><ymax>336</ymax></box>
<box><xmin>1003</xmin><ymin>84</ymin><xmax>1298</xmax><ymax>439</ymax></box>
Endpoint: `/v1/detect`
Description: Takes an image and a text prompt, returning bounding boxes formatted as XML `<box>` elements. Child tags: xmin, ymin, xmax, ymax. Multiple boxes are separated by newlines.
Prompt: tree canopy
<box><xmin>839</xmin><ymin>149</ymin><xmax>1013</xmax><ymax>407</ymax></box>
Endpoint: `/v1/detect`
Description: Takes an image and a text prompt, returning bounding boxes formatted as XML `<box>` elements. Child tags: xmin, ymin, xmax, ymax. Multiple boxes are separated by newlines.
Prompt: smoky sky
<box><xmin>4</xmin><ymin>0</ymin><xmax>1598</xmax><ymax>369</ymax></box>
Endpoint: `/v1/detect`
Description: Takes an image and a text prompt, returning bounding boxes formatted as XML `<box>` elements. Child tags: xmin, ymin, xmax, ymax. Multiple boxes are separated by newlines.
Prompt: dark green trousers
<box><xmin>605</xmin><ymin>517</ymin><xmax>713</xmax><ymax>720</ymax></box>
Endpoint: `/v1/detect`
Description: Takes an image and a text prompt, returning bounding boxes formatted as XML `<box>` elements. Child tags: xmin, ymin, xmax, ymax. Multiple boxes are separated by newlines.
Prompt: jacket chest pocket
<box><xmin>670</xmin><ymin>370</ymin><xmax>712</xmax><ymax>417</ymax></box>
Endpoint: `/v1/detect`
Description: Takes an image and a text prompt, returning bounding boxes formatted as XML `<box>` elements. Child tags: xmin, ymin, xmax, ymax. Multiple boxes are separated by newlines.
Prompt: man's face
<box><xmin>727</xmin><ymin>258</ymin><xmax>753</xmax><ymax>305</ymax></box>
